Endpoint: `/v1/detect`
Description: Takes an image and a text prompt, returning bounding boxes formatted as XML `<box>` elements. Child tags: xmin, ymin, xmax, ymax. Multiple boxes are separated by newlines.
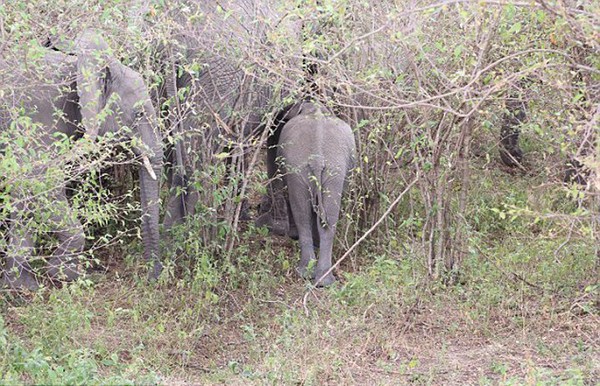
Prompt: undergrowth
<box><xmin>1</xmin><ymin>229</ymin><xmax>597</xmax><ymax>384</ymax></box>
<box><xmin>1</xmin><ymin>165</ymin><xmax>599</xmax><ymax>385</ymax></box>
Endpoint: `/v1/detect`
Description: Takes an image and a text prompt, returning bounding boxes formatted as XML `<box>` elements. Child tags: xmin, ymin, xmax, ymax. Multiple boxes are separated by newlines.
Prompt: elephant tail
<box><xmin>309</xmin><ymin>161</ymin><xmax>329</xmax><ymax>229</ymax></box>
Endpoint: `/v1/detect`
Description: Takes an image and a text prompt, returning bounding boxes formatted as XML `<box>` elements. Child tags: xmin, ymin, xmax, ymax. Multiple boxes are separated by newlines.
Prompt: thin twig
<box><xmin>313</xmin><ymin>177</ymin><xmax>419</xmax><ymax>287</ymax></box>
<box><xmin>472</xmin><ymin>243</ymin><xmax>546</xmax><ymax>291</ymax></box>
<box><xmin>554</xmin><ymin>221</ymin><xmax>576</xmax><ymax>263</ymax></box>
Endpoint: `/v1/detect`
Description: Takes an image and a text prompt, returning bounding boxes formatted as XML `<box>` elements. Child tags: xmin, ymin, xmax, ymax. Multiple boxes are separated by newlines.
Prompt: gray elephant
<box><xmin>275</xmin><ymin>102</ymin><xmax>356</xmax><ymax>286</ymax></box>
<box><xmin>158</xmin><ymin>0</ymin><xmax>304</xmax><ymax>232</ymax></box>
<box><xmin>0</xmin><ymin>30</ymin><xmax>163</xmax><ymax>290</ymax></box>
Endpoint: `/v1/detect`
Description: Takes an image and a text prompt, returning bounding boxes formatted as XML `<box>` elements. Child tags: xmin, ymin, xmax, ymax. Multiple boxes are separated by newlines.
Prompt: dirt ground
<box><xmin>152</xmin><ymin>278</ymin><xmax>599</xmax><ymax>385</ymax></box>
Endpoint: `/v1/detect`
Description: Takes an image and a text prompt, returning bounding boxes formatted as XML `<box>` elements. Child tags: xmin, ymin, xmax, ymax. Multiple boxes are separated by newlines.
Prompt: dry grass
<box><xmin>31</xmin><ymin>255</ymin><xmax>591</xmax><ymax>385</ymax></box>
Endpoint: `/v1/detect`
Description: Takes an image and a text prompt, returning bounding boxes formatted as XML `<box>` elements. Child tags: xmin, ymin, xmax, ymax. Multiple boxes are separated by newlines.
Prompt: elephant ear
<box><xmin>74</xmin><ymin>30</ymin><xmax>112</xmax><ymax>141</ymax></box>
<box><xmin>281</xmin><ymin>102</ymin><xmax>304</xmax><ymax>121</ymax></box>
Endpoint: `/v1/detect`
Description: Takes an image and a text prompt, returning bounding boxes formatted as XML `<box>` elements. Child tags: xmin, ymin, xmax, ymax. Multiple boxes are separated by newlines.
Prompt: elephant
<box><xmin>157</xmin><ymin>0</ymin><xmax>306</xmax><ymax>233</ymax></box>
<box><xmin>255</xmin><ymin>103</ymin><xmax>305</xmax><ymax>239</ymax></box>
<box><xmin>0</xmin><ymin>30</ymin><xmax>163</xmax><ymax>290</ymax></box>
<box><xmin>274</xmin><ymin>101</ymin><xmax>356</xmax><ymax>286</ymax></box>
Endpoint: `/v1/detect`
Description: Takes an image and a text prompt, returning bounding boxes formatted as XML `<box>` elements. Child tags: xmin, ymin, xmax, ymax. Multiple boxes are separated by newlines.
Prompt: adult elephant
<box><xmin>0</xmin><ymin>30</ymin><xmax>163</xmax><ymax>290</ymax></box>
<box><xmin>158</xmin><ymin>0</ymin><xmax>305</xmax><ymax>234</ymax></box>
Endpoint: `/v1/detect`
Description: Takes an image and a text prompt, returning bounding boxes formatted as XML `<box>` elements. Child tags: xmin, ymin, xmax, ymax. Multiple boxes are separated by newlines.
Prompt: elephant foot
<box><xmin>2</xmin><ymin>270</ymin><xmax>40</xmax><ymax>291</ymax></box>
<box><xmin>271</xmin><ymin>218</ymin><xmax>289</xmax><ymax>237</ymax></box>
<box><xmin>47</xmin><ymin>257</ymin><xmax>81</xmax><ymax>282</ymax></box>
<box><xmin>314</xmin><ymin>270</ymin><xmax>336</xmax><ymax>287</ymax></box>
<box><xmin>148</xmin><ymin>261</ymin><xmax>163</xmax><ymax>281</ymax></box>
<box><xmin>296</xmin><ymin>264</ymin><xmax>315</xmax><ymax>280</ymax></box>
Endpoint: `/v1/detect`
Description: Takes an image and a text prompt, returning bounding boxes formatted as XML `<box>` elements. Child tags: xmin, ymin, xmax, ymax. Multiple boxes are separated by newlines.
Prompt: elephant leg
<box><xmin>286</xmin><ymin>174</ymin><xmax>316</xmax><ymax>279</ymax></box>
<box><xmin>310</xmin><ymin>208</ymin><xmax>319</xmax><ymax>248</ymax></box>
<box><xmin>314</xmin><ymin>179</ymin><xmax>344</xmax><ymax>287</ymax></box>
<box><xmin>255</xmin><ymin>194</ymin><xmax>274</xmax><ymax>229</ymax></box>
<box><xmin>314</xmin><ymin>223</ymin><xmax>336</xmax><ymax>287</ymax></box>
<box><xmin>264</xmin><ymin>174</ymin><xmax>288</xmax><ymax>236</ymax></box>
<box><xmin>3</xmin><ymin>199</ymin><xmax>39</xmax><ymax>291</ymax></box>
<box><xmin>239</xmin><ymin>198</ymin><xmax>251</xmax><ymax>221</ymax></box>
<box><xmin>287</xmin><ymin>194</ymin><xmax>299</xmax><ymax>240</ymax></box>
<box><xmin>46</xmin><ymin>188</ymin><xmax>85</xmax><ymax>281</ymax></box>
<box><xmin>163</xmin><ymin>176</ymin><xmax>187</xmax><ymax>230</ymax></box>
<box><xmin>163</xmin><ymin>184</ymin><xmax>198</xmax><ymax>230</ymax></box>
<box><xmin>164</xmin><ymin>192</ymin><xmax>186</xmax><ymax>229</ymax></box>
<box><xmin>256</xmin><ymin>179</ymin><xmax>290</xmax><ymax>236</ymax></box>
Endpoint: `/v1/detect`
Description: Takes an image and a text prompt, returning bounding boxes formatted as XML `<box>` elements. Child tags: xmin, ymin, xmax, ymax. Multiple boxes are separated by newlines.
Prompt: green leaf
<box><xmin>572</xmin><ymin>92</ymin><xmax>585</xmax><ymax>103</ymax></box>
<box><xmin>454</xmin><ymin>44</ymin><xmax>463</xmax><ymax>59</ymax></box>
<box><xmin>215</xmin><ymin>152</ymin><xmax>230</xmax><ymax>160</ymax></box>
<box><xmin>509</xmin><ymin>22</ymin><xmax>522</xmax><ymax>35</ymax></box>
<box><xmin>535</xmin><ymin>10</ymin><xmax>547</xmax><ymax>23</ymax></box>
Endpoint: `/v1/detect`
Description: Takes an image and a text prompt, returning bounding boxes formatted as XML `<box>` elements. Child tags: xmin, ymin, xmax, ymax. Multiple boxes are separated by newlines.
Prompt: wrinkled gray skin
<box><xmin>255</xmin><ymin>102</ymin><xmax>305</xmax><ymax>238</ymax></box>
<box><xmin>160</xmin><ymin>0</ymin><xmax>302</xmax><ymax>229</ymax></box>
<box><xmin>0</xmin><ymin>30</ymin><xmax>163</xmax><ymax>290</ymax></box>
<box><xmin>277</xmin><ymin>102</ymin><xmax>355</xmax><ymax>286</ymax></box>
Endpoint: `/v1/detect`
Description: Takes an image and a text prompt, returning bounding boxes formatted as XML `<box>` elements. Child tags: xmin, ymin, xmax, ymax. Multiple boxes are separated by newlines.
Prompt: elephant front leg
<box><xmin>3</xmin><ymin>202</ymin><xmax>39</xmax><ymax>291</ymax></box>
<box><xmin>46</xmin><ymin>189</ymin><xmax>85</xmax><ymax>282</ymax></box>
<box><xmin>269</xmin><ymin>177</ymin><xmax>290</xmax><ymax>237</ymax></box>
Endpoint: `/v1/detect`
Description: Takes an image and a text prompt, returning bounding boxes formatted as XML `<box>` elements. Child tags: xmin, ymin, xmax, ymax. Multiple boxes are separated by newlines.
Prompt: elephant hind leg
<box><xmin>286</xmin><ymin>174</ymin><xmax>316</xmax><ymax>279</ymax></box>
<box><xmin>46</xmin><ymin>190</ymin><xmax>85</xmax><ymax>282</ymax></box>
<box><xmin>314</xmin><ymin>224</ymin><xmax>336</xmax><ymax>287</ymax></box>
<box><xmin>314</xmin><ymin>177</ymin><xmax>344</xmax><ymax>287</ymax></box>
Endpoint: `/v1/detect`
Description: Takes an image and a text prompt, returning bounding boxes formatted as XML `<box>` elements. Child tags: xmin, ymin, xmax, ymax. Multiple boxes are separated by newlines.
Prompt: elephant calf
<box><xmin>277</xmin><ymin>102</ymin><xmax>356</xmax><ymax>286</ymax></box>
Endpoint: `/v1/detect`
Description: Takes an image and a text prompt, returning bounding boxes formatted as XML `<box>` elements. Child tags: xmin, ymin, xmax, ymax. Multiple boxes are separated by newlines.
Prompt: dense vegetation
<box><xmin>1</xmin><ymin>0</ymin><xmax>598</xmax><ymax>384</ymax></box>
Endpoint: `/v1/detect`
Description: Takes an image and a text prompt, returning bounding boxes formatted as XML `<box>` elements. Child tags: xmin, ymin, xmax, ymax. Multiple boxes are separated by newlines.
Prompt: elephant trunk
<box><xmin>139</xmin><ymin>152</ymin><xmax>163</xmax><ymax>279</ymax></box>
<box><xmin>136</xmin><ymin>115</ymin><xmax>163</xmax><ymax>279</ymax></box>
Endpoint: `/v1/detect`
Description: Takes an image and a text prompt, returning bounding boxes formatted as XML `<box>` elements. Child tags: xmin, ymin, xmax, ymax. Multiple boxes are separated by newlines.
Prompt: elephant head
<box><xmin>158</xmin><ymin>1</ymin><xmax>304</xmax><ymax>234</ymax></box>
<box><xmin>74</xmin><ymin>30</ymin><xmax>164</xmax><ymax>278</ymax></box>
